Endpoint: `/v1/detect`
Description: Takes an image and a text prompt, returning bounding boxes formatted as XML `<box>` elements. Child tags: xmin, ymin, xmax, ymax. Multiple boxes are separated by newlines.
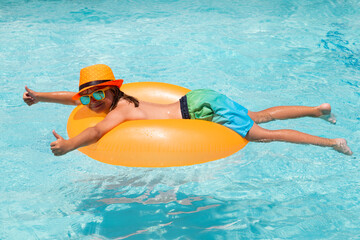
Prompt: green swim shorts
<box><xmin>179</xmin><ymin>89</ymin><xmax>254</xmax><ymax>137</ymax></box>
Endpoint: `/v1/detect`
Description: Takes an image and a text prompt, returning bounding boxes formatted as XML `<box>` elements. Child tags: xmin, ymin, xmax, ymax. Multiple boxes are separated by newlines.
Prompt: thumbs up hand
<box><xmin>50</xmin><ymin>130</ymin><xmax>71</xmax><ymax>156</ymax></box>
<box><xmin>23</xmin><ymin>86</ymin><xmax>39</xmax><ymax>106</ymax></box>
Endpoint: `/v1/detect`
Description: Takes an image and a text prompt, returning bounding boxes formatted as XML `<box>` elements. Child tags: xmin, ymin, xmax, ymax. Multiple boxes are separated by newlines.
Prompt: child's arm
<box><xmin>23</xmin><ymin>86</ymin><xmax>80</xmax><ymax>106</ymax></box>
<box><xmin>50</xmin><ymin>110</ymin><xmax>125</xmax><ymax>156</ymax></box>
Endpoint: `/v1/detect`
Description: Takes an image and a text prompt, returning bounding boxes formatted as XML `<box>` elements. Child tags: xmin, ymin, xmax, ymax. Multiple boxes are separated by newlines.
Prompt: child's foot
<box><xmin>317</xmin><ymin>103</ymin><xmax>336</xmax><ymax>124</ymax></box>
<box><xmin>333</xmin><ymin>138</ymin><xmax>353</xmax><ymax>155</ymax></box>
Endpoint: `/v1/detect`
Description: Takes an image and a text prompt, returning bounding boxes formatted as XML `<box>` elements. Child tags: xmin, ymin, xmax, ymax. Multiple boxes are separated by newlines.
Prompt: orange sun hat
<box><xmin>72</xmin><ymin>64</ymin><xmax>124</xmax><ymax>100</ymax></box>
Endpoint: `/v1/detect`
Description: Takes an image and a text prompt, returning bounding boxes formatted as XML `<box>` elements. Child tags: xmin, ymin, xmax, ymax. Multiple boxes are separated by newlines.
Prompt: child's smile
<box><xmin>90</xmin><ymin>99</ymin><xmax>104</xmax><ymax>109</ymax></box>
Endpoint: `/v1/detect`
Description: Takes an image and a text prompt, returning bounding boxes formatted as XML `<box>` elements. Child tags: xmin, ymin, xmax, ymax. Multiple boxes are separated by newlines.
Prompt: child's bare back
<box><xmin>130</xmin><ymin>100</ymin><xmax>182</xmax><ymax>120</ymax></box>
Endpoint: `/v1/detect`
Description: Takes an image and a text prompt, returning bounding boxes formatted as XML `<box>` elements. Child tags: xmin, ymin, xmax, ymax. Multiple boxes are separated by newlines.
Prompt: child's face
<box><xmin>80</xmin><ymin>86</ymin><xmax>114</xmax><ymax>113</ymax></box>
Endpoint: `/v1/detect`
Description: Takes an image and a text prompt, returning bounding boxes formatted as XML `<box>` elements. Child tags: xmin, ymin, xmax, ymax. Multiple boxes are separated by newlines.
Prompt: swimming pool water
<box><xmin>1</xmin><ymin>0</ymin><xmax>359</xmax><ymax>239</ymax></box>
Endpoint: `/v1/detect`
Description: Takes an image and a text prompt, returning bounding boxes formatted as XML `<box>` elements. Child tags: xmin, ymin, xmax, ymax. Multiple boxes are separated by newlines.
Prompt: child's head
<box><xmin>73</xmin><ymin>64</ymin><xmax>138</xmax><ymax>113</ymax></box>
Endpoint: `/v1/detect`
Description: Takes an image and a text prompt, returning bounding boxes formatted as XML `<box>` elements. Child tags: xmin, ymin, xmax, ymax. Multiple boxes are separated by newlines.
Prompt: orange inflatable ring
<box><xmin>67</xmin><ymin>82</ymin><xmax>248</xmax><ymax>167</ymax></box>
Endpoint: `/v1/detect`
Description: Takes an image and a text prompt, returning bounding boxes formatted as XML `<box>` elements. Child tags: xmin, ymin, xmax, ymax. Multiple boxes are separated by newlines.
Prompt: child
<box><xmin>23</xmin><ymin>64</ymin><xmax>353</xmax><ymax>156</ymax></box>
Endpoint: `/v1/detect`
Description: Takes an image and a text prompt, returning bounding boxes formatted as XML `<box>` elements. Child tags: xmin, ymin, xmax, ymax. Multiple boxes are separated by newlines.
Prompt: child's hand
<box><xmin>23</xmin><ymin>86</ymin><xmax>39</xmax><ymax>106</ymax></box>
<box><xmin>50</xmin><ymin>130</ymin><xmax>71</xmax><ymax>156</ymax></box>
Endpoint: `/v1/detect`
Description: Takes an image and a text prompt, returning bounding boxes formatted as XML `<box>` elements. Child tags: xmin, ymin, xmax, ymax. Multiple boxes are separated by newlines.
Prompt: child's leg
<box><xmin>248</xmin><ymin>103</ymin><xmax>336</xmax><ymax>124</ymax></box>
<box><xmin>245</xmin><ymin>123</ymin><xmax>353</xmax><ymax>155</ymax></box>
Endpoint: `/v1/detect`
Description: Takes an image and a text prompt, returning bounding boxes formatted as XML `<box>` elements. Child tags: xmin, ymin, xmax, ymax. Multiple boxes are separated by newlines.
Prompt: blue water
<box><xmin>1</xmin><ymin>0</ymin><xmax>359</xmax><ymax>239</ymax></box>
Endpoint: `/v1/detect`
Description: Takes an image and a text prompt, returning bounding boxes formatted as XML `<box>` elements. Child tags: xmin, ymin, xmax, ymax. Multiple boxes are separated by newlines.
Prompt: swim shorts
<box><xmin>179</xmin><ymin>89</ymin><xmax>254</xmax><ymax>137</ymax></box>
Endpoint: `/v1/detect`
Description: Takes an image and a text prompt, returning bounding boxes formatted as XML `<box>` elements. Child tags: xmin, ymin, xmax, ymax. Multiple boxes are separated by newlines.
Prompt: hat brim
<box><xmin>72</xmin><ymin>79</ymin><xmax>124</xmax><ymax>100</ymax></box>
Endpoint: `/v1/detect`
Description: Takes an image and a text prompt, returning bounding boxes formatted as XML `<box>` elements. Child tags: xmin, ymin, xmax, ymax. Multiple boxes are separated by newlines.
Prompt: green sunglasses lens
<box><xmin>92</xmin><ymin>90</ymin><xmax>105</xmax><ymax>100</ymax></box>
<box><xmin>80</xmin><ymin>96</ymin><xmax>90</xmax><ymax>105</ymax></box>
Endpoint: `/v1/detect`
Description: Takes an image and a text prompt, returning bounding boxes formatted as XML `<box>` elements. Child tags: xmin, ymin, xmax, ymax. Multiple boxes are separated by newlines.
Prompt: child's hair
<box><xmin>109</xmin><ymin>86</ymin><xmax>139</xmax><ymax>110</ymax></box>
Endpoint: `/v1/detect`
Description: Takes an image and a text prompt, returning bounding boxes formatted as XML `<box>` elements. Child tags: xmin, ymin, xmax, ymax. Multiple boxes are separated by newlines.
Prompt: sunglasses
<box><xmin>80</xmin><ymin>87</ymin><xmax>110</xmax><ymax>105</ymax></box>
